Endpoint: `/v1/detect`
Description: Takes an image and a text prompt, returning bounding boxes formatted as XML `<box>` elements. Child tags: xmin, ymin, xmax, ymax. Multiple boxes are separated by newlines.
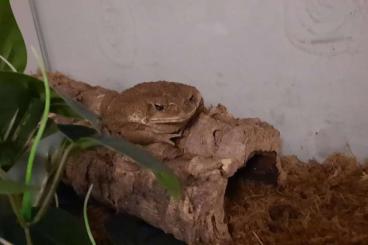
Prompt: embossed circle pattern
<box><xmin>284</xmin><ymin>0</ymin><xmax>367</xmax><ymax>56</ymax></box>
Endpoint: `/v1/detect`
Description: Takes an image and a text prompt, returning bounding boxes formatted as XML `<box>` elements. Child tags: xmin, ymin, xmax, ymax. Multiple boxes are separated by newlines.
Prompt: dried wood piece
<box><xmin>64</xmin><ymin>105</ymin><xmax>285</xmax><ymax>244</ymax></box>
<box><xmin>46</xmin><ymin>72</ymin><xmax>117</xmax><ymax>115</ymax></box>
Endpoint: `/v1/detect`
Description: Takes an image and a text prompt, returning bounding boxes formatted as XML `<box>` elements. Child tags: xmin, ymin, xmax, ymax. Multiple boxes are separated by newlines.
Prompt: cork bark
<box><xmin>49</xmin><ymin>73</ymin><xmax>285</xmax><ymax>244</ymax></box>
<box><xmin>63</xmin><ymin>106</ymin><xmax>284</xmax><ymax>244</ymax></box>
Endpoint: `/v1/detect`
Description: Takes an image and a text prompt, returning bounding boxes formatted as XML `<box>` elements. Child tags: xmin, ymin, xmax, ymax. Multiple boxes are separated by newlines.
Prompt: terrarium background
<box><xmin>13</xmin><ymin>0</ymin><xmax>368</xmax><ymax>162</ymax></box>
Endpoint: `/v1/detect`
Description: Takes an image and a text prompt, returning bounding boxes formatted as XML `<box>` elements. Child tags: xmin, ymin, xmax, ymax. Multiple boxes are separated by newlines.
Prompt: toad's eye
<box><xmin>189</xmin><ymin>94</ymin><xmax>195</xmax><ymax>103</ymax></box>
<box><xmin>154</xmin><ymin>103</ymin><xmax>164</xmax><ymax>111</ymax></box>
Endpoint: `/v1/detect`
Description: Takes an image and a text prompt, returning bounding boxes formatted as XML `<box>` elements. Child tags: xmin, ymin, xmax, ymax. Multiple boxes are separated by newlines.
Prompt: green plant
<box><xmin>83</xmin><ymin>185</ymin><xmax>96</xmax><ymax>245</ymax></box>
<box><xmin>0</xmin><ymin>1</ymin><xmax>181</xmax><ymax>244</ymax></box>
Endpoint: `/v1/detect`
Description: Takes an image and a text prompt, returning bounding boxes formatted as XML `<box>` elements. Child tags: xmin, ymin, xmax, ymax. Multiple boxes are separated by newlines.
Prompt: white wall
<box><xmin>23</xmin><ymin>0</ymin><xmax>368</xmax><ymax>161</ymax></box>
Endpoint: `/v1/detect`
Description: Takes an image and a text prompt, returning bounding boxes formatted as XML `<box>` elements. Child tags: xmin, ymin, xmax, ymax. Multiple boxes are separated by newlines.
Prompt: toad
<box><xmin>100</xmin><ymin>81</ymin><xmax>203</xmax><ymax>145</ymax></box>
<box><xmin>46</xmin><ymin>73</ymin><xmax>203</xmax><ymax>145</ymax></box>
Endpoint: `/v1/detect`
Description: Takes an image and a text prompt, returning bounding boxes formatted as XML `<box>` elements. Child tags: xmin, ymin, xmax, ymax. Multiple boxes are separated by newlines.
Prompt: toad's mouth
<box><xmin>149</xmin><ymin>116</ymin><xmax>189</xmax><ymax>123</ymax></box>
<box><xmin>149</xmin><ymin>100</ymin><xmax>203</xmax><ymax>124</ymax></box>
<box><xmin>149</xmin><ymin>110</ymin><xmax>198</xmax><ymax>123</ymax></box>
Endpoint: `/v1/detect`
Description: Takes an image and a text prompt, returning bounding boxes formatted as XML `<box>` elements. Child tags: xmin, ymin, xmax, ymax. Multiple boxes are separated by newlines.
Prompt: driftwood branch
<box><xmin>48</xmin><ymin>73</ymin><xmax>285</xmax><ymax>244</ymax></box>
<box><xmin>64</xmin><ymin>106</ymin><xmax>284</xmax><ymax>244</ymax></box>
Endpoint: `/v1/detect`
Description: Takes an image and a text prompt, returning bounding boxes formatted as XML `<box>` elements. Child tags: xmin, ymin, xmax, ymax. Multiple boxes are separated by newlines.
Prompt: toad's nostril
<box><xmin>154</xmin><ymin>104</ymin><xmax>164</xmax><ymax>111</ymax></box>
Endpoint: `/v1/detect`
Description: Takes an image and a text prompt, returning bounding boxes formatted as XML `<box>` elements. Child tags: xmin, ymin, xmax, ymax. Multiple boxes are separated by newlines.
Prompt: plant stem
<box><xmin>21</xmin><ymin>49</ymin><xmax>51</xmax><ymax>221</ymax></box>
<box><xmin>31</xmin><ymin>144</ymin><xmax>74</xmax><ymax>224</ymax></box>
<box><xmin>0</xmin><ymin>236</ymin><xmax>14</xmax><ymax>245</ymax></box>
<box><xmin>8</xmin><ymin>195</ymin><xmax>25</xmax><ymax>226</ymax></box>
<box><xmin>0</xmin><ymin>171</ymin><xmax>33</xmax><ymax>245</ymax></box>
<box><xmin>83</xmin><ymin>184</ymin><xmax>96</xmax><ymax>245</ymax></box>
<box><xmin>24</xmin><ymin>227</ymin><xmax>33</xmax><ymax>245</ymax></box>
<box><xmin>0</xmin><ymin>169</ymin><xmax>26</xmax><ymax>227</ymax></box>
<box><xmin>0</xmin><ymin>55</ymin><xmax>17</xmax><ymax>72</ymax></box>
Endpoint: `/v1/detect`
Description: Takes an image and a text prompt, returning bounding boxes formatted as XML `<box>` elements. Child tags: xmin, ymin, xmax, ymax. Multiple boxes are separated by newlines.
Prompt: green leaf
<box><xmin>57</xmin><ymin>124</ymin><xmax>182</xmax><ymax>198</ymax></box>
<box><xmin>95</xmin><ymin>134</ymin><xmax>169</xmax><ymax>171</ymax></box>
<box><xmin>0</xmin><ymin>72</ymin><xmax>45</xmax><ymax>131</ymax></box>
<box><xmin>57</xmin><ymin>124</ymin><xmax>97</xmax><ymax>141</ymax></box>
<box><xmin>0</xmin><ymin>73</ymin><xmax>46</xmax><ymax>170</ymax></box>
<box><xmin>0</xmin><ymin>72</ymin><xmax>82</xmax><ymax>169</ymax></box>
<box><xmin>0</xmin><ymin>71</ymin><xmax>97</xmax><ymax>127</ymax></box>
<box><xmin>91</xmin><ymin>134</ymin><xmax>181</xmax><ymax>197</ymax></box>
<box><xmin>0</xmin><ymin>179</ymin><xmax>37</xmax><ymax>194</ymax></box>
<box><xmin>0</xmin><ymin>73</ymin><xmax>38</xmax><ymax>133</ymax></box>
<box><xmin>54</xmin><ymin>90</ymin><xmax>101</xmax><ymax>129</ymax></box>
<box><xmin>30</xmin><ymin>208</ymin><xmax>91</xmax><ymax>245</ymax></box>
<box><xmin>13</xmin><ymin>98</ymin><xmax>44</xmax><ymax>152</ymax></box>
<box><xmin>155</xmin><ymin>171</ymin><xmax>182</xmax><ymax>199</ymax></box>
<box><xmin>42</xmin><ymin>119</ymin><xmax>60</xmax><ymax>139</ymax></box>
<box><xmin>0</xmin><ymin>0</ymin><xmax>27</xmax><ymax>72</ymax></box>
<box><xmin>49</xmin><ymin>97</ymin><xmax>81</xmax><ymax>118</ymax></box>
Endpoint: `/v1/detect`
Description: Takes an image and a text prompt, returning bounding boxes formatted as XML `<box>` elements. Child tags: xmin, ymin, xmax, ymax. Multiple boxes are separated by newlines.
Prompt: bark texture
<box><xmin>49</xmin><ymin>73</ymin><xmax>285</xmax><ymax>244</ymax></box>
<box><xmin>64</xmin><ymin>106</ymin><xmax>284</xmax><ymax>244</ymax></box>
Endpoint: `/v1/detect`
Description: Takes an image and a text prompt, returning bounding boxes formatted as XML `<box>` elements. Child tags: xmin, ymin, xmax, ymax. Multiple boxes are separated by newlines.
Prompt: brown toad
<box><xmin>100</xmin><ymin>81</ymin><xmax>203</xmax><ymax>145</ymax></box>
<box><xmin>45</xmin><ymin>73</ymin><xmax>203</xmax><ymax>145</ymax></box>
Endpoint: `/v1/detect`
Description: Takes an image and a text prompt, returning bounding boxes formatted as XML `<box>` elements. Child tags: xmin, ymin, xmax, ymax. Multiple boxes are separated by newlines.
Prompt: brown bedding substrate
<box><xmin>225</xmin><ymin>154</ymin><xmax>368</xmax><ymax>245</ymax></box>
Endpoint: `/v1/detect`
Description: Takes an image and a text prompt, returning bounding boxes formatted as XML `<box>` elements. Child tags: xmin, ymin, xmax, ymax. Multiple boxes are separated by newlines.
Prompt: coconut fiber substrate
<box><xmin>225</xmin><ymin>154</ymin><xmax>368</xmax><ymax>245</ymax></box>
